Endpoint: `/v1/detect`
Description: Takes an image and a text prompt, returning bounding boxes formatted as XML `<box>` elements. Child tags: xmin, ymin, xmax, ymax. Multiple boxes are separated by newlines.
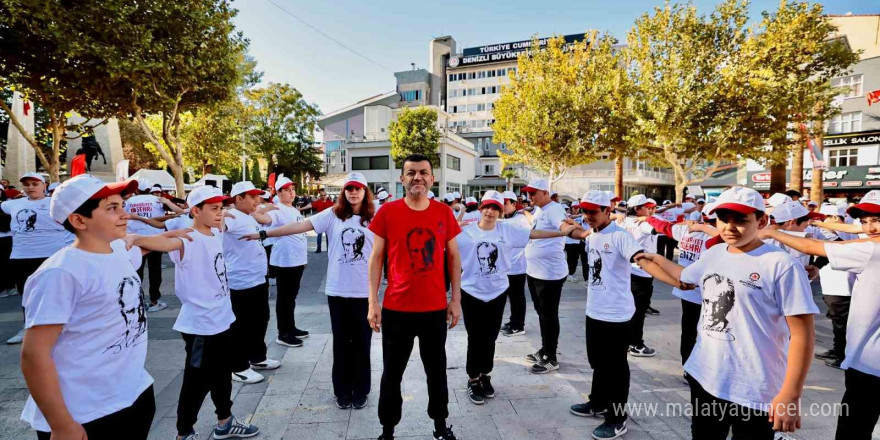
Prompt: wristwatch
<box><xmin>259</xmin><ymin>230</ymin><xmax>268</xmax><ymax>240</ymax></box>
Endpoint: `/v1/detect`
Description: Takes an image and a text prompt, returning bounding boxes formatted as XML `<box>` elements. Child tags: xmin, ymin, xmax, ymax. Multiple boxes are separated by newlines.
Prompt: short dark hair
<box><xmin>784</xmin><ymin>190</ymin><xmax>802</xmax><ymax>199</ymax></box>
<box><xmin>401</xmin><ymin>153</ymin><xmax>433</xmax><ymax>174</ymax></box>
<box><xmin>794</xmin><ymin>214</ymin><xmax>810</xmax><ymax>225</ymax></box>
<box><xmin>62</xmin><ymin>198</ymin><xmax>102</xmax><ymax>233</ymax></box>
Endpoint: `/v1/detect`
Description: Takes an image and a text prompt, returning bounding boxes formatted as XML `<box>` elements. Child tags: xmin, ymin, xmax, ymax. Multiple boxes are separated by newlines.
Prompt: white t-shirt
<box><xmin>622</xmin><ymin>217</ymin><xmax>657</xmax><ymax>278</ymax></box>
<box><xmin>1</xmin><ymin>197</ymin><xmax>70</xmax><ymax>259</ymax></box>
<box><xmin>826</xmin><ymin>242</ymin><xmax>880</xmax><ymax>376</ymax></box>
<box><xmin>687</xmin><ymin>210</ymin><xmax>702</xmax><ymax>222</ymax></box>
<box><xmin>164</xmin><ymin>214</ymin><xmax>193</xmax><ymax>232</ymax></box>
<box><xmin>457</xmin><ymin>221</ymin><xmax>531</xmax><ymax>301</ymax></box>
<box><xmin>502</xmin><ymin>213</ymin><xmax>531</xmax><ymax>275</ymax></box>
<box><xmin>763</xmin><ymin>230</ymin><xmax>810</xmax><ymax>267</ymax></box>
<box><xmin>168</xmin><ymin>229</ymin><xmax>235</xmax><ymax>335</ymax></box>
<box><xmin>525</xmin><ymin>202</ymin><xmax>567</xmax><ymax>280</ymax></box>
<box><xmin>222</xmin><ymin>209</ymin><xmax>267</xmax><ymax>290</ymax></box>
<box><xmin>565</xmin><ymin>216</ymin><xmax>585</xmax><ymax>245</ymax></box>
<box><xmin>659</xmin><ymin>207</ymin><xmax>682</xmax><ymax>223</ymax></box>
<box><xmin>461</xmin><ymin>210</ymin><xmax>481</xmax><ymax>225</ymax></box>
<box><xmin>681</xmin><ymin>243</ymin><xmax>819</xmax><ymax>410</ymax></box>
<box><xmin>20</xmin><ymin>240</ymin><xmax>152</xmax><ymax>431</ymax></box>
<box><xmin>814</xmin><ymin>231</ymin><xmax>855</xmax><ymax>297</ymax></box>
<box><xmin>124</xmin><ymin>194</ymin><xmax>165</xmax><ymax>236</ymax></box>
<box><xmin>667</xmin><ymin>224</ymin><xmax>711</xmax><ymax>304</ymax></box>
<box><xmin>584</xmin><ymin>222</ymin><xmax>643</xmax><ymax>322</ymax></box>
<box><xmin>268</xmin><ymin>204</ymin><xmax>308</xmax><ymax>267</ymax></box>
<box><xmin>310</xmin><ymin>208</ymin><xmax>374</xmax><ymax>298</ymax></box>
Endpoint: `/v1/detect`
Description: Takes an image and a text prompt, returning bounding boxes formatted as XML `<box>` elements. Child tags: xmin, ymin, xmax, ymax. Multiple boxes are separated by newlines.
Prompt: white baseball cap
<box><xmin>579</xmin><ymin>190</ymin><xmax>612</xmax><ymax>210</ymax></box>
<box><xmin>19</xmin><ymin>172</ymin><xmax>46</xmax><ymax>183</ymax></box>
<box><xmin>47</xmin><ymin>182</ymin><xmax>60</xmax><ymax>192</ymax></box>
<box><xmin>377</xmin><ymin>191</ymin><xmax>389</xmax><ymax>201</ymax></box>
<box><xmin>710</xmin><ymin>187</ymin><xmax>765</xmax><ymax>215</ymax></box>
<box><xmin>428</xmin><ymin>191</ymin><xmax>435</xmax><ymax>199</ymax></box>
<box><xmin>136</xmin><ymin>178</ymin><xmax>152</xmax><ymax>192</ymax></box>
<box><xmin>550</xmin><ymin>190</ymin><xmax>558</xmax><ymax>197</ymax></box>
<box><xmin>260</xmin><ymin>190</ymin><xmax>273</xmax><ymax>200</ymax></box>
<box><xmin>187</xmin><ymin>185</ymin><xmax>231</xmax><ymax>207</ymax></box>
<box><xmin>443</xmin><ymin>193</ymin><xmax>455</xmax><ymax>202</ymax></box>
<box><xmin>522</xmin><ymin>179</ymin><xmax>550</xmax><ymax>193</ymax></box>
<box><xmin>342</xmin><ymin>172</ymin><xmax>367</xmax><ymax>189</ymax></box>
<box><xmin>682</xmin><ymin>202</ymin><xmax>696</xmax><ymax>212</ymax></box>
<box><xmin>453</xmin><ymin>191</ymin><xmax>462</xmax><ymax>199</ymax></box>
<box><xmin>150</xmin><ymin>184</ymin><xmax>163</xmax><ymax>193</ymax></box>
<box><xmin>662</xmin><ymin>199</ymin><xmax>673</xmax><ymax>205</ymax></box>
<box><xmin>771</xmin><ymin>200</ymin><xmax>809</xmax><ymax>223</ymax></box>
<box><xmin>702</xmin><ymin>202</ymin><xmax>718</xmax><ymax>220</ymax></box>
<box><xmin>274</xmin><ymin>175</ymin><xmax>294</xmax><ymax>191</ymax></box>
<box><xmin>626</xmin><ymin>194</ymin><xmax>655</xmax><ymax>208</ymax></box>
<box><xmin>646</xmin><ymin>198</ymin><xmax>657</xmax><ymax>206</ymax></box>
<box><xmin>818</xmin><ymin>203</ymin><xmax>841</xmax><ymax>217</ymax></box>
<box><xmin>502</xmin><ymin>190</ymin><xmax>517</xmax><ymax>201</ymax></box>
<box><xmin>465</xmin><ymin>196</ymin><xmax>478</xmax><ymax>206</ymax></box>
<box><xmin>49</xmin><ymin>174</ymin><xmax>139</xmax><ymax>224</ymax></box>
<box><xmin>767</xmin><ymin>193</ymin><xmax>792</xmax><ymax>208</ymax></box>
<box><xmin>807</xmin><ymin>200</ymin><xmax>818</xmax><ymax>207</ymax></box>
<box><xmin>480</xmin><ymin>190</ymin><xmax>504</xmax><ymax>210</ymax></box>
<box><xmin>230</xmin><ymin>181</ymin><xmax>262</xmax><ymax>198</ymax></box>
<box><xmin>848</xmin><ymin>190</ymin><xmax>880</xmax><ymax>218</ymax></box>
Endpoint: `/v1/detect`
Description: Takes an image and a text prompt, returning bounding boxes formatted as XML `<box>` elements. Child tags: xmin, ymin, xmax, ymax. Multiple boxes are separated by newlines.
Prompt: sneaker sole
<box><xmin>231</xmin><ymin>374</ymin><xmax>263</xmax><ymax>384</ymax></box>
<box><xmin>336</xmin><ymin>403</ymin><xmax>352</xmax><ymax>409</ymax></box>
<box><xmin>503</xmin><ymin>330</ymin><xmax>525</xmax><ymax>337</ymax></box>
<box><xmin>293</xmin><ymin>334</ymin><xmax>310</xmax><ymax>339</ymax></box>
<box><xmin>628</xmin><ymin>351</ymin><xmax>656</xmax><ymax>357</ymax></box>
<box><xmin>468</xmin><ymin>397</ymin><xmax>485</xmax><ymax>405</ymax></box>
<box><xmin>275</xmin><ymin>338</ymin><xmax>303</xmax><ymax>347</ymax></box>
<box><xmin>250</xmin><ymin>363</ymin><xmax>281</xmax><ymax>371</ymax></box>
<box><xmin>214</xmin><ymin>428</ymin><xmax>260</xmax><ymax>439</ymax></box>
<box><xmin>529</xmin><ymin>365</ymin><xmax>559</xmax><ymax>374</ymax></box>
<box><xmin>570</xmin><ymin>408</ymin><xmax>606</xmax><ymax>418</ymax></box>
<box><xmin>352</xmin><ymin>402</ymin><xmax>367</xmax><ymax>409</ymax></box>
<box><xmin>591</xmin><ymin>426</ymin><xmax>627</xmax><ymax>440</ymax></box>
<box><xmin>483</xmin><ymin>391</ymin><xmax>495</xmax><ymax>398</ymax></box>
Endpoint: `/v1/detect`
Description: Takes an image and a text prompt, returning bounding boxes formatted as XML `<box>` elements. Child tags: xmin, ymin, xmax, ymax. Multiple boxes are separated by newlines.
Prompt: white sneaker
<box><xmin>147</xmin><ymin>301</ymin><xmax>168</xmax><ymax>313</ymax></box>
<box><xmin>567</xmin><ymin>275</ymin><xmax>578</xmax><ymax>283</ymax></box>
<box><xmin>250</xmin><ymin>358</ymin><xmax>282</xmax><ymax>370</ymax></box>
<box><xmin>0</xmin><ymin>288</ymin><xmax>16</xmax><ymax>298</ymax></box>
<box><xmin>6</xmin><ymin>328</ymin><xmax>25</xmax><ymax>345</ymax></box>
<box><xmin>232</xmin><ymin>368</ymin><xmax>264</xmax><ymax>384</ymax></box>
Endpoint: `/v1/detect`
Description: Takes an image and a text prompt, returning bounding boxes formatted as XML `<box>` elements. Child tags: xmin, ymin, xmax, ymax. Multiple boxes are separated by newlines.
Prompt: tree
<box><xmin>500</xmin><ymin>168</ymin><xmax>517</xmax><ymax>191</ymax></box>
<box><xmin>182</xmin><ymin>102</ymin><xmax>247</xmax><ymax>177</ymax></box>
<box><xmin>244</xmin><ymin>83</ymin><xmax>321</xmax><ymax>179</ymax></box>
<box><xmin>388</xmin><ymin>107</ymin><xmax>441</xmax><ymax>167</ymax></box>
<box><xmin>626</xmin><ymin>0</ymin><xmax>770</xmax><ymax>202</ymax></box>
<box><xmin>118</xmin><ymin>118</ymin><xmax>160</xmax><ymax>173</ymax></box>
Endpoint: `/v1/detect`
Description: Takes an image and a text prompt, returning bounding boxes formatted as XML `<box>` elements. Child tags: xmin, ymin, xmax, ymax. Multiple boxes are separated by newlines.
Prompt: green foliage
<box><xmin>249</xmin><ymin>157</ymin><xmax>263</xmax><ymax>188</ymax></box>
<box><xmin>388</xmin><ymin>107</ymin><xmax>441</xmax><ymax>167</ymax></box>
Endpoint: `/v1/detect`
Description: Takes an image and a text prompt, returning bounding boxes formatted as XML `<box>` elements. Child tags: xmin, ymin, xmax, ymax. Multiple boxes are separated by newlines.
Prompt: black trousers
<box><xmin>36</xmin><ymin>386</ymin><xmax>155</xmax><ymax>440</ymax></box>
<box><xmin>12</xmin><ymin>257</ymin><xmax>47</xmax><ymax>295</ymax></box>
<box><xmin>136</xmin><ymin>251</ymin><xmax>163</xmax><ymax>303</ymax></box>
<box><xmin>657</xmin><ymin>235</ymin><xmax>677</xmax><ymax>261</ymax></box>
<box><xmin>564</xmin><ymin>243</ymin><xmax>585</xmax><ymax>277</ymax></box>
<box><xmin>177</xmin><ymin>329</ymin><xmax>233</xmax><ymax>436</ymax></box>
<box><xmin>461</xmin><ymin>290</ymin><xmax>506</xmax><ymax>378</ymax></box>
<box><xmin>680</xmin><ymin>300</ymin><xmax>701</xmax><ymax>365</ymax></box>
<box><xmin>505</xmin><ymin>274</ymin><xmax>527</xmax><ymax>330</ymax></box>
<box><xmin>265</xmin><ymin>245</ymin><xmax>274</xmax><ymax>279</ymax></box>
<box><xmin>316</xmin><ymin>232</ymin><xmax>327</xmax><ymax>252</ymax></box>
<box><xmin>0</xmin><ymin>237</ymin><xmax>13</xmax><ymax>290</ymax></box>
<box><xmin>836</xmin><ymin>368</ymin><xmax>880</xmax><ymax>439</ymax></box>
<box><xmin>273</xmin><ymin>265</ymin><xmax>305</xmax><ymax>337</ymax></box>
<box><xmin>823</xmin><ymin>295</ymin><xmax>850</xmax><ymax>357</ymax></box>
<box><xmin>586</xmin><ymin>316</ymin><xmax>630</xmax><ymax>424</ymax></box>
<box><xmin>687</xmin><ymin>374</ymin><xmax>774</xmax><ymax>439</ymax></box>
<box><xmin>629</xmin><ymin>274</ymin><xmax>654</xmax><ymax>347</ymax></box>
<box><xmin>527</xmin><ymin>275</ymin><xmax>565</xmax><ymax>361</ymax></box>
<box><xmin>378</xmin><ymin>308</ymin><xmax>448</xmax><ymax>428</ymax></box>
<box><xmin>229</xmin><ymin>283</ymin><xmax>269</xmax><ymax>372</ymax></box>
<box><xmin>328</xmin><ymin>296</ymin><xmax>372</xmax><ymax>399</ymax></box>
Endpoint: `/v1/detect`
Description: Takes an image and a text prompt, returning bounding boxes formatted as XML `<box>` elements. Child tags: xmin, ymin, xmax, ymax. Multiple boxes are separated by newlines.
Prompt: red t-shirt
<box><xmin>368</xmin><ymin>198</ymin><xmax>461</xmax><ymax>312</ymax></box>
<box><xmin>312</xmin><ymin>199</ymin><xmax>333</xmax><ymax>212</ymax></box>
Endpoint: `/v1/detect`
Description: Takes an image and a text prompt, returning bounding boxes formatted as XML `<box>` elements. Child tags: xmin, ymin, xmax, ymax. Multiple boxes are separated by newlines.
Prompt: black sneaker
<box><xmin>628</xmin><ymin>344</ymin><xmax>656</xmax><ymax>357</ymax></box>
<box><xmin>292</xmin><ymin>328</ymin><xmax>310</xmax><ymax>339</ymax></box>
<box><xmin>645</xmin><ymin>306</ymin><xmax>660</xmax><ymax>315</ymax></box>
<box><xmin>814</xmin><ymin>349</ymin><xmax>840</xmax><ymax>361</ymax></box>
<box><xmin>525</xmin><ymin>348</ymin><xmax>545</xmax><ymax>363</ymax></box>
<box><xmin>529</xmin><ymin>359</ymin><xmax>559</xmax><ymax>374</ymax></box>
<box><xmin>502</xmin><ymin>327</ymin><xmax>525</xmax><ymax>337</ymax></box>
<box><xmin>467</xmin><ymin>380</ymin><xmax>485</xmax><ymax>405</ymax></box>
<box><xmin>336</xmin><ymin>395</ymin><xmax>352</xmax><ymax>409</ymax></box>
<box><xmin>570</xmin><ymin>401</ymin><xmax>607</xmax><ymax>417</ymax></box>
<box><xmin>275</xmin><ymin>335</ymin><xmax>303</xmax><ymax>347</ymax></box>
<box><xmin>480</xmin><ymin>375</ymin><xmax>495</xmax><ymax>398</ymax></box>
<box><xmin>500</xmin><ymin>322</ymin><xmax>511</xmax><ymax>333</ymax></box>
<box><xmin>213</xmin><ymin>416</ymin><xmax>259</xmax><ymax>439</ymax></box>
<box><xmin>825</xmin><ymin>357</ymin><xmax>843</xmax><ymax>369</ymax></box>
<box><xmin>377</xmin><ymin>436</ymin><xmax>392</xmax><ymax>440</ymax></box>
<box><xmin>352</xmin><ymin>394</ymin><xmax>368</xmax><ymax>409</ymax></box>
<box><xmin>433</xmin><ymin>425</ymin><xmax>457</xmax><ymax>440</ymax></box>
<box><xmin>592</xmin><ymin>421</ymin><xmax>627</xmax><ymax>439</ymax></box>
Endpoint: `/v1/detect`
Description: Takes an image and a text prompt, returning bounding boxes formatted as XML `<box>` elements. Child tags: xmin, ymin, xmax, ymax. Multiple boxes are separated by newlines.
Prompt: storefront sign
<box><xmin>451</xmin><ymin>34</ymin><xmax>585</xmax><ymax>67</ymax></box>
<box><xmin>823</xmin><ymin>129</ymin><xmax>880</xmax><ymax>147</ymax></box>
<box><xmin>747</xmin><ymin>166</ymin><xmax>879</xmax><ymax>191</ymax></box>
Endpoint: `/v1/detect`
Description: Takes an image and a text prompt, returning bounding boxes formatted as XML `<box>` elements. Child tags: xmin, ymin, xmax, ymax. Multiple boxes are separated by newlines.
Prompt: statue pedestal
<box><xmin>66</xmin><ymin>116</ymin><xmax>125</xmax><ymax>181</ymax></box>
<box><xmin>3</xmin><ymin>92</ymin><xmax>37</xmax><ymax>182</ymax></box>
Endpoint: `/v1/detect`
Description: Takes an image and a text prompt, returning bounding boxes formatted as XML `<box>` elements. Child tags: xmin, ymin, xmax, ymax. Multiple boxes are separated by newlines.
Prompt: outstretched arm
<box><xmin>241</xmin><ymin>219</ymin><xmax>315</xmax><ymax>240</ymax></box>
<box><xmin>634</xmin><ymin>253</ymin><xmax>688</xmax><ymax>288</ymax></box>
<box><xmin>809</xmin><ymin>221</ymin><xmax>863</xmax><ymax>234</ymax></box>
<box><xmin>124</xmin><ymin>229</ymin><xmax>193</xmax><ymax>255</ymax></box>
<box><xmin>758</xmin><ymin>229</ymin><xmax>829</xmax><ymax>257</ymax></box>
<box><xmin>130</xmin><ymin>214</ymin><xmax>166</xmax><ymax>230</ymax></box>
<box><xmin>159</xmin><ymin>197</ymin><xmax>185</xmax><ymax>214</ymax></box>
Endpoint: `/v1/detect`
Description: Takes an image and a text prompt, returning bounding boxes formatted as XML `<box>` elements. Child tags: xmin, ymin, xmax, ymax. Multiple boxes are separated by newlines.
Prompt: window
<box><xmin>829</xmin><ymin>112</ymin><xmax>862</xmax><ymax>134</ymax></box>
<box><xmin>467</xmin><ymin>72</ymin><xmax>476</xmax><ymax>80</ymax></box>
<box><xmin>476</xmin><ymin>138</ymin><xmax>483</xmax><ymax>149</ymax></box>
<box><xmin>447</xmin><ymin>154</ymin><xmax>461</xmax><ymax>171</ymax></box>
<box><xmin>468</xmin><ymin>104</ymin><xmax>478</xmax><ymax>112</ymax></box>
<box><xmin>448</xmin><ymin>74</ymin><xmax>455</xmax><ymax>82</ymax></box>
<box><xmin>487</xmin><ymin>101</ymin><xmax>494</xmax><ymax>110</ymax></box>
<box><xmin>476</xmin><ymin>103</ymin><xmax>486</xmax><ymax>111</ymax></box>
<box><xmin>454</xmin><ymin>72</ymin><xmax>465</xmax><ymax>81</ymax></box>
<box><xmin>400</xmin><ymin>90</ymin><xmax>421</xmax><ymax>101</ymax></box>
<box><xmin>827</xmin><ymin>148</ymin><xmax>859</xmax><ymax>167</ymax></box>
<box><xmin>487</xmin><ymin>69</ymin><xmax>496</xmax><ymax>78</ymax></box>
<box><xmin>496</xmin><ymin>68</ymin><xmax>506</xmax><ymax>77</ymax></box>
<box><xmin>467</xmin><ymin>88</ymin><xmax>478</xmax><ymax>96</ymax></box>
<box><xmin>483</xmin><ymin>138</ymin><xmax>491</xmax><ymax>151</ymax></box>
<box><xmin>832</xmin><ymin>74</ymin><xmax>863</xmax><ymax>98</ymax></box>
<box><xmin>485</xmin><ymin>165</ymin><xmax>495</xmax><ymax>175</ymax></box>
<box><xmin>352</xmin><ymin>155</ymin><xmax>390</xmax><ymax>170</ymax></box>
<box><xmin>477</xmin><ymin>70</ymin><xmax>486</xmax><ymax>78</ymax></box>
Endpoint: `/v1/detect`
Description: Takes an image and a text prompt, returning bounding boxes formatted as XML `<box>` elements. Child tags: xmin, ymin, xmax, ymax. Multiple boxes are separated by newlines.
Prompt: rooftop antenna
<box><xmin>411</xmin><ymin>62</ymin><xmax>416</xmax><ymax>70</ymax></box>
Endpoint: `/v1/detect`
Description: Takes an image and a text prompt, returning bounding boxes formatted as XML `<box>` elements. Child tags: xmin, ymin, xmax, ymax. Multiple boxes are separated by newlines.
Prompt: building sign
<box><xmin>450</xmin><ymin>34</ymin><xmax>585</xmax><ymax>68</ymax></box>
<box><xmin>823</xmin><ymin>129</ymin><xmax>880</xmax><ymax>147</ymax></box>
<box><xmin>747</xmin><ymin>166</ymin><xmax>880</xmax><ymax>191</ymax></box>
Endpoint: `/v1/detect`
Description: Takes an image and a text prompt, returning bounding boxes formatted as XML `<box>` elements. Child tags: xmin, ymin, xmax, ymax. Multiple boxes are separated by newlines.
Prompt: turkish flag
<box><xmin>71</xmin><ymin>154</ymin><xmax>87</xmax><ymax>177</ymax></box>
<box><xmin>267</xmin><ymin>172</ymin><xmax>276</xmax><ymax>191</ymax></box>
<box><xmin>868</xmin><ymin>90</ymin><xmax>880</xmax><ymax>106</ymax></box>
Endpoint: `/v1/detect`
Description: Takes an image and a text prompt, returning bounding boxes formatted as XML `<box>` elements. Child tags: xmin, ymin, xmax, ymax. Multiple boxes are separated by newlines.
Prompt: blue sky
<box><xmin>233</xmin><ymin>0</ymin><xmax>877</xmax><ymax>116</ymax></box>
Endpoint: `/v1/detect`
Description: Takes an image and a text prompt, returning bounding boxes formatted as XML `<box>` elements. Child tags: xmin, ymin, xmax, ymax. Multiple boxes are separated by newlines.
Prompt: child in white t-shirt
<box><xmin>19</xmin><ymin>175</ymin><xmax>190</xmax><ymax>440</ymax></box>
<box><xmin>637</xmin><ymin>186</ymin><xmax>818</xmax><ymax>439</ymax></box>
<box><xmin>621</xmin><ymin>194</ymin><xmax>659</xmax><ymax>358</ymax></box>
<box><xmin>756</xmin><ymin>190</ymin><xmax>880</xmax><ymax>439</ymax></box>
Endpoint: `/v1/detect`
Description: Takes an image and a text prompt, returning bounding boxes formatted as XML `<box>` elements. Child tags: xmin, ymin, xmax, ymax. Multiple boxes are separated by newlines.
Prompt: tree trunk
<box><xmin>811</xmin><ymin>168</ymin><xmax>824</xmax><ymax>204</ymax></box>
<box><xmin>790</xmin><ymin>134</ymin><xmax>805</xmax><ymax>194</ymax></box>
<box><xmin>48</xmin><ymin>115</ymin><xmax>63</xmax><ymax>182</ymax></box>
<box><xmin>769</xmin><ymin>159</ymin><xmax>787</xmax><ymax>195</ymax></box>
<box><xmin>614</xmin><ymin>156</ymin><xmax>624</xmax><ymax>199</ymax></box>
<box><xmin>1</xmin><ymin>99</ymin><xmax>56</xmax><ymax>180</ymax></box>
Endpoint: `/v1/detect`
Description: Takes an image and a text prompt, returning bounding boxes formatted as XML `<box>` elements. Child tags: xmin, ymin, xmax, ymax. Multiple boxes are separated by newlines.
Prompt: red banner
<box><xmin>70</xmin><ymin>154</ymin><xmax>87</xmax><ymax>177</ymax></box>
<box><xmin>868</xmin><ymin>90</ymin><xmax>880</xmax><ymax>106</ymax></box>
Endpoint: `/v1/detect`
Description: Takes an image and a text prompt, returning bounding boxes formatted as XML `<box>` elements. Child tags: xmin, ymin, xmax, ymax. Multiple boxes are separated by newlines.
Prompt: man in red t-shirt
<box><xmin>367</xmin><ymin>154</ymin><xmax>462</xmax><ymax>440</ymax></box>
<box><xmin>311</xmin><ymin>189</ymin><xmax>334</xmax><ymax>253</ymax></box>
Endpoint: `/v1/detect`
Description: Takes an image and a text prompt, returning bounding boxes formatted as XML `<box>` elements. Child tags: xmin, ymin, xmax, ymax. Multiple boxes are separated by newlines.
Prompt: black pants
<box><xmin>836</xmin><ymin>368</ymin><xmax>880</xmax><ymax>439</ymax></box>
<box><xmin>657</xmin><ymin>235</ymin><xmax>677</xmax><ymax>261</ymax></box>
<box><xmin>316</xmin><ymin>232</ymin><xmax>327</xmax><ymax>252</ymax></box>
<box><xmin>136</xmin><ymin>251</ymin><xmax>163</xmax><ymax>304</ymax></box>
<box><xmin>586</xmin><ymin>316</ymin><xmax>630</xmax><ymax>424</ymax></box>
<box><xmin>687</xmin><ymin>374</ymin><xmax>774</xmax><ymax>439</ymax></box>
<box><xmin>823</xmin><ymin>295</ymin><xmax>850</xmax><ymax>357</ymax></box>
<box><xmin>177</xmin><ymin>330</ymin><xmax>233</xmax><ymax>436</ymax></box>
<box><xmin>564</xmin><ymin>243</ymin><xmax>584</xmax><ymax>277</ymax></box>
<box><xmin>461</xmin><ymin>290</ymin><xmax>506</xmax><ymax>378</ymax></box>
<box><xmin>328</xmin><ymin>296</ymin><xmax>372</xmax><ymax>399</ymax></box>
<box><xmin>12</xmin><ymin>257</ymin><xmax>47</xmax><ymax>295</ymax></box>
<box><xmin>229</xmin><ymin>283</ymin><xmax>269</xmax><ymax>372</ymax></box>
<box><xmin>378</xmin><ymin>308</ymin><xmax>448</xmax><ymax>428</ymax></box>
<box><xmin>527</xmin><ymin>275</ymin><xmax>565</xmax><ymax>361</ymax></box>
<box><xmin>680</xmin><ymin>300</ymin><xmax>701</xmax><ymax>365</ymax></box>
<box><xmin>0</xmin><ymin>237</ymin><xmax>13</xmax><ymax>290</ymax></box>
<box><xmin>505</xmin><ymin>274</ymin><xmax>527</xmax><ymax>330</ymax></box>
<box><xmin>36</xmin><ymin>386</ymin><xmax>155</xmax><ymax>440</ymax></box>
<box><xmin>629</xmin><ymin>275</ymin><xmax>654</xmax><ymax>347</ymax></box>
<box><xmin>265</xmin><ymin>245</ymin><xmax>274</xmax><ymax>279</ymax></box>
<box><xmin>273</xmin><ymin>265</ymin><xmax>305</xmax><ymax>337</ymax></box>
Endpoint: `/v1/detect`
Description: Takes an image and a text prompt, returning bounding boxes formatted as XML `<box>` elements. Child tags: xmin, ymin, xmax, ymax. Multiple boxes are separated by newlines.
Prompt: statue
<box><xmin>76</xmin><ymin>133</ymin><xmax>107</xmax><ymax>171</ymax></box>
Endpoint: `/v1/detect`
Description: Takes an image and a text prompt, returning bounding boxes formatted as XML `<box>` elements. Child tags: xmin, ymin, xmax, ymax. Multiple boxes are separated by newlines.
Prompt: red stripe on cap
<box><xmin>344</xmin><ymin>181</ymin><xmax>366</xmax><ymax>189</ymax></box>
<box><xmin>91</xmin><ymin>180</ymin><xmax>140</xmax><ymax>200</ymax></box>
<box><xmin>578</xmin><ymin>202</ymin><xmax>603</xmax><ymax>210</ymax></box>
<box><xmin>847</xmin><ymin>203</ymin><xmax>880</xmax><ymax>217</ymax></box>
<box><xmin>243</xmin><ymin>189</ymin><xmax>263</xmax><ymax>196</ymax></box>
<box><xmin>807</xmin><ymin>211</ymin><xmax>827</xmax><ymax>220</ymax></box>
<box><xmin>480</xmin><ymin>200</ymin><xmax>502</xmax><ymax>210</ymax></box>
<box><xmin>521</xmin><ymin>186</ymin><xmax>537</xmax><ymax>193</ymax></box>
<box><xmin>202</xmin><ymin>195</ymin><xmax>233</xmax><ymax>205</ymax></box>
<box><xmin>710</xmin><ymin>203</ymin><xmax>757</xmax><ymax>215</ymax></box>
<box><xmin>278</xmin><ymin>182</ymin><xmax>294</xmax><ymax>190</ymax></box>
